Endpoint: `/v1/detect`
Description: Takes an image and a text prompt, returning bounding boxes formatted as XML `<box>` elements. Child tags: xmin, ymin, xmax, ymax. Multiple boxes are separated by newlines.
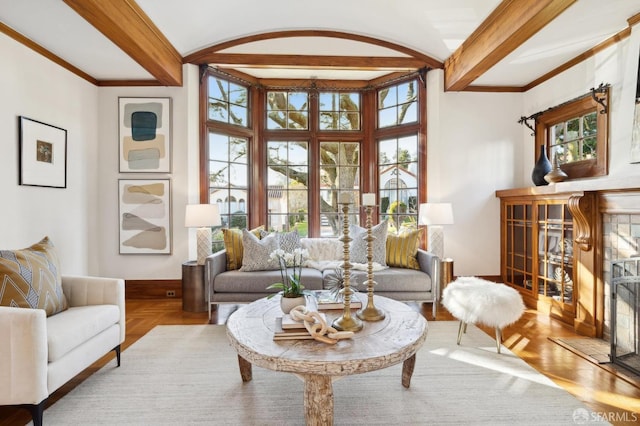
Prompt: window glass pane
<box><xmin>583</xmin><ymin>112</ymin><xmax>597</xmax><ymax>136</ymax></box>
<box><xmin>229</xmin><ymin>105</ymin><xmax>247</xmax><ymax>126</ymax></box>
<box><xmin>548</xmin><ymin>108</ymin><xmax>599</xmax><ymax>165</ymax></box>
<box><xmin>566</xmin><ymin>118</ymin><xmax>579</xmax><ymax>141</ymax></box>
<box><xmin>228</xmin><ymin>82</ymin><xmax>247</xmax><ymax>106</ymax></box>
<box><xmin>378</xmin><ymin>79</ymin><xmax>419</xmax><ymax>128</ymax></box>
<box><xmin>553</xmin><ymin>123</ymin><xmax>564</xmax><ymax>144</ymax></box>
<box><xmin>267</xmin><ymin>141</ymin><xmax>309</xmax><ymax>233</ymax></box>
<box><xmin>378</xmin><ymin>139</ymin><xmax>396</xmax><ymax>165</ymax></box>
<box><xmin>583</xmin><ymin>137</ymin><xmax>597</xmax><ymax>159</ymax></box>
<box><xmin>208</xmin><ymin>76</ymin><xmax>249</xmax><ymax>128</ymax></box>
<box><xmin>378</xmin><ymin>135</ymin><xmax>419</xmax><ymax>234</ymax></box>
<box><xmin>378</xmin><ymin>86</ymin><xmax>397</xmax><ymax>109</ymax></box>
<box><xmin>208</xmin><ymin>132</ymin><xmax>249</xmax><ymax>240</ymax></box>
<box><xmin>319</xmin><ymin>92</ymin><xmax>361</xmax><ymax>131</ymax></box>
<box><xmin>399</xmin><ymin>101</ymin><xmax>418</xmax><ymax>124</ymax></box>
<box><xmin>378</xmin><ymin>107</ymin><xmax>396</xmax><ymax>128</ymax></box>
<box><xmin>319</xmin><ymin>141</ymin><xmax>360</xmax><ymax>237</ymax></box>
<box><xmin>267</xmin><ymin>91</ymin><xmax>309</xmax><ymax>130</ymax></box>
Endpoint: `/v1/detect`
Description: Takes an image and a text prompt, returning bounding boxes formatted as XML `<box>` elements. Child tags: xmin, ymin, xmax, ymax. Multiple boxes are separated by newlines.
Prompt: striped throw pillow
<box><xmin>385</xmin><ymin>228</ymin><xmax>423</xmax><ymax>270</ymax></box>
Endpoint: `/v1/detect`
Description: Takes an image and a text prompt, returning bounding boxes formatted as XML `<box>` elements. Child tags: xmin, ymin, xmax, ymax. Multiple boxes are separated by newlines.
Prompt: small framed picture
<box><xmin>118</xmin><ymin>97</ymin><xmax>172</xmax><ymax>173</ymax></box>
<box><xmin>118</xmin><ymin>179</ymin><xmax>172</xmax><ymax>254</ymax></box>
<box><xmin>19</xmin><ymin>116</ymin><xmax>67</xmax><ymax>188</ymax></box>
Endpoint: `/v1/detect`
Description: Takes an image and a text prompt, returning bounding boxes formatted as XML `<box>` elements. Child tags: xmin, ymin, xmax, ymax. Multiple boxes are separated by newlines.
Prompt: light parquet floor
<box><xmin>1</xmin><ymin>299</ymin><xmax>639</xmax><ymax>425</ymax></box>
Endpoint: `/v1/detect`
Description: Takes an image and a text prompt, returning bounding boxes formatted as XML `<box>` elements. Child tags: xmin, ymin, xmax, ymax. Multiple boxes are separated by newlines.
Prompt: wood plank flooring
<box><xmin>2</xmin><ymin>299</ymin><xmax>639</xmax><ymax>425</ymax></box>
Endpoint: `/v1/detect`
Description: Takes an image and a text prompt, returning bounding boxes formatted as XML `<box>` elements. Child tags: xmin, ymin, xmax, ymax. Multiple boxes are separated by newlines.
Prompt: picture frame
<box><xmin>19</xmin><ymin>116</ymin><xmax>67</xmax><ymax>188</ymax></box>
<box><xmin>118</xmin><ymin>178</ymin><xmax>172</xmax><ymax>254</ymax></box>
<box><xmin>118</xmin><ymin>97</ymin><xmax>172</xmax><ymax>173</ymax></box>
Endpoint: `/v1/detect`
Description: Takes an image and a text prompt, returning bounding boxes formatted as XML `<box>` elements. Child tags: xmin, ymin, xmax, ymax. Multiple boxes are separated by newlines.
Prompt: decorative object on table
<box><xmin>332</xmin><ymin>194</ymin><xmax>364</xmax><ymax>332</ymax></box>
<box><xmin>531</xmin><ymin>144</ymin><xmax>552</xmax><ymax>186</ymax></box>
<box><xmin>544</xmin><ymin>151</ymin><xmax>568</xmax><ymax>183</ymax></box>
<box><xmin>358</xmin><ymin>193</ymin><xmax>385</xmax><ymax>321</ymax></box>
<box><xmin>418</xmin><ymin>202</ymin><xmax>454</xmax><ymax>260</ymax></box>
<box><xmin>287</xmin><ymin>306</ymin><xmax>354</xmax><ymax>344</ymax></box>
<box><xmin>118</xmin><ymin>97</ymin><xmax>172</xmax><ymax>173</ymax></box>
<box><xmin>118</xmin><ymin>179</ymin><xmax>172</xmax><ymax>254</ymax></box>
<box><xmin>266</xmin><ymin>247</ymin><xmax>310</xmax><ymax>313</ymax></box>
<box><xmin>185</xmin><ymin>204</ymin><xmax>221</xmax><ymax>265</ymax></box>
<box><xmin>18</xmin><ymin>116</ymin><xmax>67</xmax><ymax>188</ymax></box>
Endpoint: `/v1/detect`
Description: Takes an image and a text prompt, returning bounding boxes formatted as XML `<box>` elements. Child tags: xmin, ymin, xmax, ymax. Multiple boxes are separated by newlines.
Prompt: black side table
<box><xmin>182</xmin><ymin>261</ymin><xmax>207</xmax><ymax>312</ymax></box>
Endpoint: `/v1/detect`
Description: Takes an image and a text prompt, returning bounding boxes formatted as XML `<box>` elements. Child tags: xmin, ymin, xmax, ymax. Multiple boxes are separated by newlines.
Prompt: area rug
<box><xmin>38</xmin><ymin>322</ymin><xmax>609</xmax><ymax>425</ymax></box>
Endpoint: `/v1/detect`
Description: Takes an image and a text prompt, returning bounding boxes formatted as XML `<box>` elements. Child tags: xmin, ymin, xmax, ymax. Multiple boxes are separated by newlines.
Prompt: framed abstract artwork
<box><xmin>118</xmin><ymin>179</ymin><xmax>172</xmax><ymax>254</ymax></box>
<box><xmin>118</xmin><ymin>97</ymin><xmax>172</xmax><ymax>172</ymax></box>
<box><xmin>18</xmin><ymin>116</ymin><xmax>67</xmax><ymax>188</ymax></box>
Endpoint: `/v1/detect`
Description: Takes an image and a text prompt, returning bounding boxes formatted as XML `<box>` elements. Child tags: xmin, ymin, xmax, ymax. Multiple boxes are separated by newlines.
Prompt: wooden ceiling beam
<box><xmin>63</xmin><ymin>0</ymin><xmax>182</xmax><ymax>86</ymax></box>
<box><xmin>200</xmin><ymin>53</ymin><xmax>427</xmax><ymax>71</ymax></box>
<box><xmin>444</xmin><ymin>0</ymin><xmax>576</xmax><ymax>91</ymax></box>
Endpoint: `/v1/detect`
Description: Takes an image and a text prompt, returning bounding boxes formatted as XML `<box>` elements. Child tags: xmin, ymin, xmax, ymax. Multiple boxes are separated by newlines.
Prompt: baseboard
<box><xmin>125</xmin><ymin>279</ymin><xmax>182</xmax><ymax>299</ymax></box>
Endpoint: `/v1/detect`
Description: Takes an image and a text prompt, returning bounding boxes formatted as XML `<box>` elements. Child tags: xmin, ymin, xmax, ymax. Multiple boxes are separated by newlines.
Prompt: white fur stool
<box><xmin>442</xmin><ymin>277</ymin><xmax>525</xmax><ymax>354</ymax></box>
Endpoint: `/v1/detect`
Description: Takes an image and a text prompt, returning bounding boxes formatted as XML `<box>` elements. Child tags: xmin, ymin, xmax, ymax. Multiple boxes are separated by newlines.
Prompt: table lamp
<box><xmin>418</xmin><ymin>203</ymin><xmax>453</xmax><ymax>260</ymax></box>
<box><xmin>185</xmin><ymin>204</ymin><xmax>221</xmax><ymax>265</ymax></box>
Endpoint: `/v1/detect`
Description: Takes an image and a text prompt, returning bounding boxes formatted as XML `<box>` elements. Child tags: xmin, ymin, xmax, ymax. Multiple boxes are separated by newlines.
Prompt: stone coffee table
<box><xmin>226</xmin><ymin>295</ymin><xmax>428</xmax><ymax>425</ymax></box>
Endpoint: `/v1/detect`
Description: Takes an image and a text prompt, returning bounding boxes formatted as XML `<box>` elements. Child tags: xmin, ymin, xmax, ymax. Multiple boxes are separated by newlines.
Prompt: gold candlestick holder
<box><xmin>332</xmin><ymin>201</ymin><xmax>364</xmax><ymax>332</ymax></box>
<box><xmin>357</xmin><ymin>205</ymin><xmax>385</xmax><ymax>321</ymax></box>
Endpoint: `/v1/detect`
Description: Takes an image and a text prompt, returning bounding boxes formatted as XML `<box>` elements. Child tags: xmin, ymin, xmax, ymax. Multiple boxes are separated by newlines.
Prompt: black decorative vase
<box><xmin>531</xmin><ymin>145</ymin><xmax>552</xmax><ymax>186</ymax></box>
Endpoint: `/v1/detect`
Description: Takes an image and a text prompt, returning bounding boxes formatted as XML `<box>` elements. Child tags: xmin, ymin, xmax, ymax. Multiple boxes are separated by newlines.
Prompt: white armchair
<box><xmin>0</xmin><ymin>275</ymin><xmax>125</xmax><ymax>426</ymax></box>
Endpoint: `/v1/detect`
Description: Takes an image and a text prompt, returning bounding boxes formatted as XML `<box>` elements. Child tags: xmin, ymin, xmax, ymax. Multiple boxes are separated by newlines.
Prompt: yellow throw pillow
<box><xmin>385</xmin><ymin>228</ymin><xmax>423</xmax><ymax>270</ymax></box>
<box><xmin>222</xmin><ymin>226</ymin><xmax>264</xmax><ymax>270</ymax></box>
<box><xmin>0</xmin><ymin>236</ymin><xmax>68</xmax><ymax>316</ymax></box>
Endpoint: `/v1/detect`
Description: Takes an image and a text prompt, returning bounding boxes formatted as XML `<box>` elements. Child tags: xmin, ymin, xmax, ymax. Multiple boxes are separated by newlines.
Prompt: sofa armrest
<box><xmin>0</xmin><ymin>306</ymin><xmax>48</xmax><ymax>405</ymax></box>
<box><xmin>417</xmin><ymin>249</ymin><xmax>441</xmax><ymax>301</ymax></box>
<box><xmin>61</xmin><ymin>275</ymin><xmax>125</xmax><ymax>344</ymax></box>
<box><xmin>205</xmin><ymin>250</ymin><xmax>228</xmax><ymax>292</ymax></box>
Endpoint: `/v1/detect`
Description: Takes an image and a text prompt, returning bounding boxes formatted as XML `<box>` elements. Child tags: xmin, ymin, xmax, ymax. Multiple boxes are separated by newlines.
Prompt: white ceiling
<box><xmin>0</xmin><ymin>0</ymin><xmax>638</xmax><ymax>87</ymax></box>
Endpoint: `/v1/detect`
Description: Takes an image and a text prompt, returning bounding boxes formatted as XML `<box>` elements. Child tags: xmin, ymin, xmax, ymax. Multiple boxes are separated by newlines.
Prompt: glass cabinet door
<box><xmin>504</xmin><ymin>203</ymin><xmax>533</xmax><ymax>292</ymax></box>
<box><xmin>536</xmin><ymin>202</ymin><xmax>574</xmax><ymax>306</ymax></box>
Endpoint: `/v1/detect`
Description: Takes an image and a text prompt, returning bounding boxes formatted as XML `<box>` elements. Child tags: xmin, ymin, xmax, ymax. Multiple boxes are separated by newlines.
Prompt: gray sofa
<box><xmin>205</xmin><ymin>239</ymin><xmax>440</xmax><ymax>319</ymax></box>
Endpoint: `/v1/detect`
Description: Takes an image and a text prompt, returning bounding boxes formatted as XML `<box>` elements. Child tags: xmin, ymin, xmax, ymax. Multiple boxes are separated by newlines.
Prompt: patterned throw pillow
<box><xmin>239</xmin><ymin>230</ymin><xmax>280</xmax><ymax>272</ymax></box>
<box><xmin>260</xmin><ymin>230</ymin><xmax>301</xmax><ymax>253</ymax></box>
<box><xmin>222</xmin><ymin>226</ymin><xmax>264</xmax><ymax>270</ymax></box>
<box><xmin>349</xmin><ymin>220</ymin><xmax>388</xmax><ymax>265</ymax></box>
<box><xmin>385</xmin><ymin>228</ymin><xmax>424</xmax><ymax>270</ymax></box>
<box><xmin>0</xmin><ymin>236</ymin><xmax>68</xmax><ymax>316</ymax></box>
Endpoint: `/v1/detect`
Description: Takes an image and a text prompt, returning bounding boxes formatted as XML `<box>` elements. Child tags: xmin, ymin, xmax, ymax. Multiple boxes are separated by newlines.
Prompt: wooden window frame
<box><xmin>200</xmin><ymin>70</ymin><xmax>427</xmax><ymax>237</ymax></box>
<box><xmin>534</xmin><ymin>90</ymin><xmax>609</xmax><ymax>180</ymax></box>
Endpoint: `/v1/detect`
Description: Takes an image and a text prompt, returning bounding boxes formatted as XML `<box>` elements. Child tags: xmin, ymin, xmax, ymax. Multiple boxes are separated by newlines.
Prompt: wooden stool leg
<box><xmin>495</xmin><ymin>328</ymin><xmax>502</xmax><ymax>354</ymax></box>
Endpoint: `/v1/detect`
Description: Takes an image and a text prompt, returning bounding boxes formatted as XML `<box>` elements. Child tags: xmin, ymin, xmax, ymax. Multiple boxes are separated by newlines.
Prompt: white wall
<box><xmin>0</xmin><ymin>32</ymin><xmax>98</xmax><ymax>275</ymax></box>
<box><xmin>523</xmin><ymin>23</ymin><xmax>640</xmax><ymax>185</ymax></box>
<box><xmin>427</xmin><ymin>70</ymin><xmax>523</xmax><ymax>276</ymax></box>
<box><xmin>96</xmin><ymin>65</ymin><xmax>200</xmax><ymax>280</ymax></box>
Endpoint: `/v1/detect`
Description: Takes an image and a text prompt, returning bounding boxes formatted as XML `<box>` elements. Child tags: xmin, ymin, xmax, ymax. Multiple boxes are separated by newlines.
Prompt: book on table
<box><xmin>313</xmin><ymin>290</ymin><xmax>362</xmax><ymax>310</ymax></box>
<box><xmin>273</xmin><ymin>317</ymin><xmax>314</xmax><ymax>340</ymax></box>
<box><xmin>280</xmin><ymin>312</ymin><xmax>326</xmax><ymax>329</ymax></box>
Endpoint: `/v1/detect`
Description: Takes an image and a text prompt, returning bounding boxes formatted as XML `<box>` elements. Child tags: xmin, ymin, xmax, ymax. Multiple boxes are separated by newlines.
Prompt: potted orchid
<box><xmin>266</xmin><ymin>247</ymin><xmax>309</xmax><ymax>313</ymax></box>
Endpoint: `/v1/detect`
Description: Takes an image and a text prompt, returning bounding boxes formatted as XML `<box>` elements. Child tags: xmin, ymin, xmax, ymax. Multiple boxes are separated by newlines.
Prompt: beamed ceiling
<box><xmin>0</xmin><ymin>0</ymin><xmax>638</xmax><ymax>91</ymax></box>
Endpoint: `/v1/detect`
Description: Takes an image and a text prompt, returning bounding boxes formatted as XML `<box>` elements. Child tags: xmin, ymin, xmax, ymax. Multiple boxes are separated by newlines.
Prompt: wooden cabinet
<box><xmin>499</xmin><ymin>190</ymin><xmax>598</xmax><ymax>334</ymax></box>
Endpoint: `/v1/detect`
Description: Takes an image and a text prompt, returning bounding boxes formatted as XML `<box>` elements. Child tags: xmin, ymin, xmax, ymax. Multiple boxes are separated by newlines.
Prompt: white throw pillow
<box><xmin>349</xmin><ymin>220</ymin><xmax>388</xmax><ymax>265</ymax></box>
<box><xmin>300</xmin><ymin>238</ymin><xmax>344</xmax><ymax>261</ymax></box>
<box><xmin>239</xmin><ymin>230</ymin><xmax>280</xmax><ymax>271</ymax></box>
